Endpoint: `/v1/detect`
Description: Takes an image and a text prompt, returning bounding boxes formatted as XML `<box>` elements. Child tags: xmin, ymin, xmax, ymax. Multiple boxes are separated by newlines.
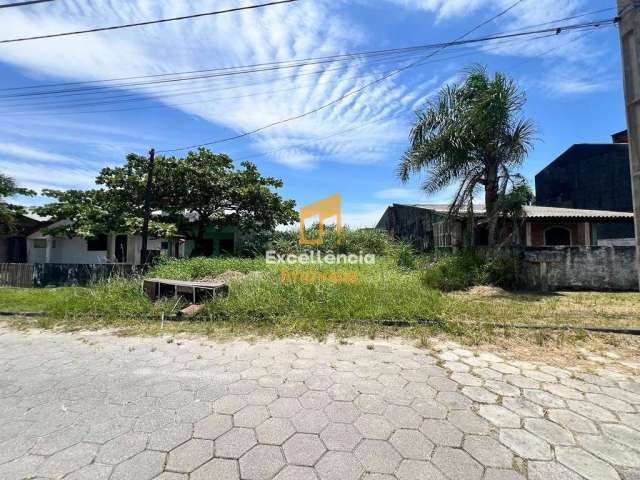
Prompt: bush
<box><xmin>421</xmin><ymin>251</ymin><xmax>485</xmax><ymax>291</ymax></box>
<box><xmin>271</xmin><ymin>226</ymin><xmax>393</xmax><ymax>255</ymax></box>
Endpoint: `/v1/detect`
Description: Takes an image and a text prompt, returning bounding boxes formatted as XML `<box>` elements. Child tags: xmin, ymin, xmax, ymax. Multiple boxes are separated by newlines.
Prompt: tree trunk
<box><xmin>485</xmin><ymin>162</ymin><xmax>499</xmax><ymax>247</ymax></box>
<box><xmin>191</xmin><ymin>219</ymin><xmax>207</xmax><ymax>256</ymax></box>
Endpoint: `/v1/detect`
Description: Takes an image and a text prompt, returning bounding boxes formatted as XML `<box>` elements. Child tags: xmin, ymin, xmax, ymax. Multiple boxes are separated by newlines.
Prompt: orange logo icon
<box><xmin>299</xmin><ymin>193</ymin><xmax>342</xmax><ymax>245</ymax></box>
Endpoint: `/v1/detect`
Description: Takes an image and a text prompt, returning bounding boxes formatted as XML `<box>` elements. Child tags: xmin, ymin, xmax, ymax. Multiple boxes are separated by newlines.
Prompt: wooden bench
<box><xmin>143</xmin><ymin>278</ymin><xmax>228</xmax><ymax>304</ymax></box>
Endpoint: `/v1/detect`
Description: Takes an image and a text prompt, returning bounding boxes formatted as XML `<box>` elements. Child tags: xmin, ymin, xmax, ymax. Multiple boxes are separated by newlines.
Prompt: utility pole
<box><xmin>140</xmin><ymin>148</ymin><xmax>155</xmax><ymax>265</ymax></box>
<box><xmin>617</xmin><ymin>0</ymin><xmax>640</xmax><ymax>289</ymax></box>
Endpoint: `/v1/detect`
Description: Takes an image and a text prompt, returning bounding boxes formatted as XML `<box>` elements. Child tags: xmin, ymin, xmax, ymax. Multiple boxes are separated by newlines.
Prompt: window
<box><xmin>33</xmin><ymin>239</ymin><xmax>46</xmax><ymax>248</ymax></box>
<box><xmin>544</xmin><ymin>227</ymin><xmax>572</xmax><ymax>246</ymax></box>
<box><xmin>433</xmin><ymin>221</ymin><xmax>451</xmax><ymax>248</ymax></box>
<box><xmin>87</xmin><ymin>234</ymin><xmax>108</xmax><ymax>251</ymax></box>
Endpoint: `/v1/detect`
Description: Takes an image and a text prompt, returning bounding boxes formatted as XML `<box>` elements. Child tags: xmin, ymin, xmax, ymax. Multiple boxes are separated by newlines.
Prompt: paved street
<box><xmin>0</xmin><ymin>328</ymin><xmax>639</xmax><ymax>480</ymax></box>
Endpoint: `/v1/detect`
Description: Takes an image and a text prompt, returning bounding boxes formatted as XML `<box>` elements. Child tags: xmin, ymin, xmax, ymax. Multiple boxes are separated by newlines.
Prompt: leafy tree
<box><xmin>398</xmin><ymin>65</ymin><xmax>535</xmax><ymax>246</ymax></box>
<box><xmin>35</xmin><ymin>149</ymin><xmax>298</xmax><ymax>254</ymax></box>
<box><xmin>0</xmin><ymin>173</ymin><xmax>35</xmax><ymax>232</ymax></box>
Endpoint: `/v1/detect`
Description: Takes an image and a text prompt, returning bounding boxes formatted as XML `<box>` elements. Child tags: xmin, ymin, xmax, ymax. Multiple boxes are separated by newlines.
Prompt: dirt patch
<box><xmin>466</xmin><ymin>285</ymin><xmax>509</xmax><ymax>297</ymax></box>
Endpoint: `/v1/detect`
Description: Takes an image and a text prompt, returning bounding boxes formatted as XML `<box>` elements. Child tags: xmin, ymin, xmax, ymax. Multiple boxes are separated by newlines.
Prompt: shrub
<box><xmin>421</xmin><ymin>251</ymin><xmax>485</xmax><ymax>291</ymax></box>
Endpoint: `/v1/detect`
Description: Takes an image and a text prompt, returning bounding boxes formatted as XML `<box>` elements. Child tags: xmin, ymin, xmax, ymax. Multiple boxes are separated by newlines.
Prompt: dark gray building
<box><xmin>535</xmin><ymin>131</ymin><xmax>635</xmax><ymax>240</ymax></box>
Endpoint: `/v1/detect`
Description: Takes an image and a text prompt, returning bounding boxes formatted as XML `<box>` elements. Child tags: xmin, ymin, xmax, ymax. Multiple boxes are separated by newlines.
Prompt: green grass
<box><xmin>1</xmin><ymin>256</ymin><xmax>639</xmax><ymax>342</ymax></box>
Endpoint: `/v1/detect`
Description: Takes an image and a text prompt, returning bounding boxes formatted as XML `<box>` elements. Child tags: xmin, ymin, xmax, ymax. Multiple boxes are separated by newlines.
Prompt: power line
<box><xmin>0</xmin><ymin>0</ymin><xmax>299</xmax><ymax>44</ymax></box>
<box><xmin>236</xmin><ymin>27</ymin><xmax>602</xmax><ymax>163</ymax></box>
<box><xmin>1</xmin><ymin>35</ymin><xmax>545</xmax><ymax>110</ymax></box>
<box><xmin>0</xmin><ymin>0</ymin><xmax>53</xmax><ymax>8</ymax></box>
<box><xmin>157</xmin><ymin>15</ymin><xmax>617</xmax><ymax>153</ymax></box>
<box><xmin>0</xmin><ymin>5</ymin><xmax>612</xmax><ymax>95</ymax></box>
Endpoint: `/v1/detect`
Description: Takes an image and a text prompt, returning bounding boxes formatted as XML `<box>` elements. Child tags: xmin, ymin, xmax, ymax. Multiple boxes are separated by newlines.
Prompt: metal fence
<box><xmin>0</xmin><ymin>263</ymin><xmax>34</xmax><ymax>287</ymax></box>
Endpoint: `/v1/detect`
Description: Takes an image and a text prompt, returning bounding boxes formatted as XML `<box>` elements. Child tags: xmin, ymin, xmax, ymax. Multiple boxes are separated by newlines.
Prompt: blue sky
<box><xmin>0</xmin><ymin>0</ymin><xmax>625</xmax><ymax>227</ymax></box>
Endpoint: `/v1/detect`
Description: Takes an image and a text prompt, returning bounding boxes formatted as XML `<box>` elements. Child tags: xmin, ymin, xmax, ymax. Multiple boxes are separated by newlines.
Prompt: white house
<box><xmin>27</xmin><ymin>220</ymin><xmax>185</xmax><ymax>265</ymax></box>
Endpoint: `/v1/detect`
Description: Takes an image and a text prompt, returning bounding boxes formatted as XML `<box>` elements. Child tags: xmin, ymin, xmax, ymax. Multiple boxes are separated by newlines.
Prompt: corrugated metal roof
<box><xmin>403</xmin><ymin>204</ymin><xmax>635</xmax><ymax>219</ymax></box>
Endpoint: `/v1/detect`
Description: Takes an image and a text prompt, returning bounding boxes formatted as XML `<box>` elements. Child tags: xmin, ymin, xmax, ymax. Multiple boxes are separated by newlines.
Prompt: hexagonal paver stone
<box><xmin>65</xmin><ymin>463</ymin><xmax>113</xmax><ymax>480</ymax></box>
<box><xmin>87</xmin><ymin>416</ymin><xmax>135</xmax><ymax>442</ymax></box>
<box><xmin>37</xmin><ymin>442</ymin><xmax>98</xmax><ymax>478</ymax></box>
<box><xmin>214</xmin><ymin>395</ymin><xmax>248</xmax><ymax>415</ymax></box>
<box><xmin>355</xmin><ymin>394</ymin><xmax>386</xmax><ymax>414</ymax></box>
<box><xmin>419</xmin><ymin>419</ymin><xmax>463</xmax><ymax>447</ymax></box>
<box><xmin>451</xmin><ymin>372</ymin><xmax>483</xmax><ymax>387</ymax></box>
<box><xmin>502</xmin><ymin>397</ymin><xmax>544</xmax><ymax>418</ymax></box>
<box><xmin>436</xmin><ymin>391</ymin><xmax>472</xmax><ymax>410</ymax></box>
<box><xmin>191</xmin><ymin>458</ymin><xmax>239</xmax><ymax>480</ymax></box>
<box><xmin>556</xmin><ymin>446</ymin><xmax>621</xmax><ymax>480</ymax></box>
<box><xmin>461</xmin><ymin>386</ymin><xmax>498</xmax><ymax>404</ymax></box>
<box><xmin>355</xmin><ymin>439</ymin><xmax>402</xmax><ymax>474</ymax></box>
<box><xmin>247</xmin><ymin>388</ymin><xmax>278</xmax><ymax>406</ymax></box>
<box><xmin>396</xmin><ymin>459</ymin><xmax>447</xmax><ymax>480</ymax></box>
<box><xmin>411</xmin><ymin>399</ymin><xmax>447</xmax><ymax>419</ymax></box>
<box><xmin>215</xmin><ymin>427</ymin><xmax>257</xmax><ymax>458</ymax></box>
<box><xmin>147</xmin><ymin>423</ymin><xmax>192</xmax><ymax>453</ymax></box>
<box><xmin>159</xmin><ymin>390</ymin><xmax>194</xmax><ymax>409</ymax></box>
<box><xmin>234</xmin><ymin>405</ymin><xmax>270</xmax><ymax>428</ymax></box>
<box><xmin>448</xmin><ymin>410</ymin><xmax>490</xmax><ymax>435</ymax></box>
<box><xmin>384</xmin><ymin>405</ymin><xmax>421</xmax><ymax>429</ymax></box>
<box><xmin>602</xmin><ymin>423</ymin><xmax>640</xmax><ymax>450</ymax></box>
<box><xmin>390</xmin><ymin>429</ymin><xmax>434</xmax><ymax>460</ymax></box>
<box><xmin>274</xmin><ymin>465</ymin><xmax>318</xmax><ymax>480</ymax></box>
<box><xmin>328</xmin><ymin>383</ymin><xmax>358</xmax><ymax>401</ymax></box>
<box><xmin>528</xmin><ymin>461</ymin><xmax>584</xmax><ymax>480</ymax></box>
<box><xmin>269</xmin><ymin>398</ymin><xmax>302</xmax><ymax>418</ymax></box>
<box><xmin>325</xmin><ymin>401</ymin><xmax>359</xmax><ymax>423</ymax></box>
<box><xmin>239</xmin><ymin>444</ymin><xmax>286</xmax><ymax>480</ymax></box>
<box><xmin>586</xmin><ymin>393</ymin><xmax>635</xmax><ymax>412</ymax></box>
<box><xmin>320</xmin><ymin>422</ymin><xmax>363</xmax><ymax>451</ymax></box>
<box><xmin>176</xmin><ymin>401</ymin><xmax>211</xmax><ymax>423</ymax></box>
<box><xmin>355</xmin><ymin>414</ymin><xmax>394</xmax><ymax>440</ymax></box>
<box><xmin>133</xmin><ymin>409</ymin><xmax>175</xmax><ymax>433</ymax></box>
<box><xmin>543</xmin><ymin>383</ymin><xmax>583</xmax><ymax>400</ymax></box>
<box><xmin>478</xmin><ymin>405</ymin><xmax>521</xmax><ymax>428</ymax></box>
<box><xmin>307</xmin><ymin>375</ymin><xmax>333</xmax><ymax>391</ymax></box>
<box><xmin>432</xmin><ymin>447</ymin><xmax>483</xmax><ymax>480</ymax></box>
<box><xmin>229</xmin><ymin>380</ymin><xmax>259</xmax><ymax>395</ymax></box>
<box><xmin>566</xmin><ymin>400</ymin><xmax>618</xmax><ymax>422</ymax></box>
<box><xmin>300</xmin><ymin>391</ymin><xmax>332</xmax><ymax>410</ymax></box>
<box><xmin>499</xmin><ymin>429</ymin><xmax>552</xmax><ymax>460</ymax></box>
<box><xmin>292</xmin><ymin>409</ymin><xmax>329</xmax><ymax>433</ymax></box>
<box><xmin>484</xmin><ymin>380</ymin><xmax>520</xmax><ymax>397</ymax></box>
<box><xmin>463</xmin><ymin>435</ymin><xmax>513</xmax><ymax>468</ymax></box>
<box><xmin>316</xmin><ymin>451</ymin><xmax>363</xmax><ymax>480</ymax></box>
<box><xmin>166</xmin><ymin>438</ymin><xmax>214</xmax><ymax>473</ymax></box>
<box><xmin>0</xmin><ymin>454</ymin><xmax>43</xmax><ymax>480</ymax></box>
<box><xmin>524</xmin><ymin>418</ymin><xmax>574</xmax><ymax>445</ymax></box>
<box><xmin>483</xmin><ymin>468</ymin><xmax>525</xmax><ymax>480</ymax></box>
<box><xmin>96</xmin><ymin>432</ymin><xmax>148</xmax><ymax>464</ymax></box>
<box><xmin>193</xmin><ymin>413</ymin><xmax>233</xmax><ymax>440</ymax></box>
<box><xmin>523</xmin><ymin>389</ymin><xmax>565</xmax><ymax>409</ymax></box>
<box><xmin>111</xmin><ymin>450</ymin><xmax>166</xmax><ymax>480</ymax></box>
<box><xmin>577</xmin><ymin>433</ymin><xmax>640</xmax><ymax>467</ymax></box>
<box><xmin>278</xmin><ymin>382</ymin><xmax>307</xmax><ymax>398</ymax></box>
<box><xmin>255</xmin><ymin>417</ymin><xmax>295</xmax><ymax>445</ymax></box>
<box><xmin>283</xmin><ymin>433</ymin><xmax>326</xmax><ymax>466</ymax></box>
<box><xmin>547</xmin><ymin>409</ymin><xmax>598</xmax><ymax>434</ymax></box>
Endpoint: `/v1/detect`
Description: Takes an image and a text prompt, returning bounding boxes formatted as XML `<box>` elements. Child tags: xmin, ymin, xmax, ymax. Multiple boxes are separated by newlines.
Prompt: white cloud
<box><xmin>0</xmin><ymin>143</ymin><xmax>82</xmax><ymax>165</ymax></box>
<box><xmin>342</xmin><ymin>203</ymin><xmax>388</xmax><ymax>228</ymax></box>
<box><xmin>375</xmin><ymin>187</ymin><xmax>423</xmax><ymax>201</ymax></box>
<box><xmin>0</xmin><ymin>0</ymin><xmax>437</xmax><ymax>170</ymax></box>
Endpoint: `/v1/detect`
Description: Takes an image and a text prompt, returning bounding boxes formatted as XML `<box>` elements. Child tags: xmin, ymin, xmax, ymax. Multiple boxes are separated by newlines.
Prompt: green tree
<box><xmin>398</xmin><ymin>65</ymin><xmax>535</xmax><ymax>246</ymax></box>
<box><xmin>35</xmin><ymin>149</ymin><xmax>297</xmax><ymax>254</ymax></box>
<box><xmin>0</xmin><ymin>173</ymin><xmax>35</xmax><ymax>232</ymax></box>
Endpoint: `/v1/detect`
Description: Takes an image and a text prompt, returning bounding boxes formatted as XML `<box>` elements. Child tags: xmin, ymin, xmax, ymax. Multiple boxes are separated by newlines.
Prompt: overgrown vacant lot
<box><xmin>1</xmin><ymin>257</ymin><xmax>639</xmax><ymax>341</ymax></box>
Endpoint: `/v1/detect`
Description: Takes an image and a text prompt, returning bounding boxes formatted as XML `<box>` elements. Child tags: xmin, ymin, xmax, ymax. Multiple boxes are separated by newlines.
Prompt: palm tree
<box><xmin>398</xmin><ymin>65</ymin><xmax>535</xmax><ymax>246</ymax></box>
